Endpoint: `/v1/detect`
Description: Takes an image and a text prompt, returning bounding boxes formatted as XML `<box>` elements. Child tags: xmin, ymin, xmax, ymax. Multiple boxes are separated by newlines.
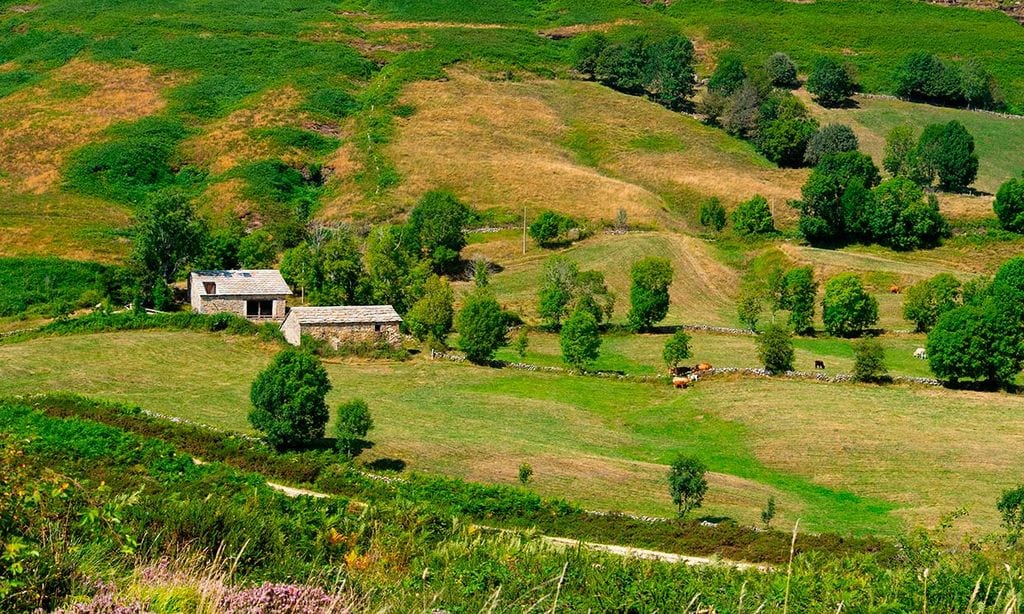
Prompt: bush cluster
<box><xmin>894</xmin><ymin>52</ymin><xmax>1002</xmax><ymax>110</ymax></box>
<box><xmin>573</xmin><ymin>32</ymin><xmax>696</xmax><ymax>110</ymax></box>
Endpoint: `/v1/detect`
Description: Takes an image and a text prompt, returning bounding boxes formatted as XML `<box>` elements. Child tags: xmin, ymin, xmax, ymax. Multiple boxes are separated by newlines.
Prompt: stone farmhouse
<box><xmin>282</xmin><ymin>305</ymin><xmax>403</xmax><ymax>348</ymax></box>
<box><xmin>188</xmin><ymin>270</ymin><xmax>292</xmax><ymax>322</ymax></box>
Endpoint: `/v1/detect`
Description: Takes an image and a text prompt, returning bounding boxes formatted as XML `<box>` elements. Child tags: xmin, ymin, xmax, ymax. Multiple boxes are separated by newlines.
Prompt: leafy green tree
<box><xmin>335</xmin><ymin>399</ymin><xmax>373</xmax><ymax>458</ymax></box>
<box><xmin>756</xmin><ymin>323</ymin><xmax>795</xmax><ymax>374</ymax></box>
<box><xmin>312</xmin><ymin>230</ymin><xmax>366</xmax><ymax>306</ymax></box>
<box><xmin>708</xmin><ymin>56</ymin><xmax>747</xmax><ymax>96</ymax></box>
<box><xmin>903</xmin><ymin>273</ymin><xmax>962</xmax><ymax>332</ymax></box>
<box><xmin>994</xmin><ymin>173</ymin><xmax>1024</xmax><ymax>233</ymax></box>
<box><xmin>722</xmin><ymin>80</ymin><xmax>765</xmax><ymax>139</ymax></box>
<box><xmin>456</xmin><ymin>291</ymin><xmax>509</xmax><ymax>363</ymax></box>
<box><xmin>595</xmin><ymin>33</ymin><xmax>649</xmax><ymax>96</ymax></box>
<box><xmin>198</xmin><ymin>222</ymin><xmax>243</xmax><ymax>270</ymax></box>
<box><xmin>699</xmin><ymin>198</ymin><xmax>727</xmax><ymax>232</ymax></box>
<box><xmin>512</xmin><ymin>328</ymin><xmax>529</xmax><ymax>358</ymax></box>
<box><xmin>366</xmin><ymin>224</ymin><xmax>428</xmax><ymax>314</ymax></box>
<box><xmin>927</xmin><ymin>302</ymin><xmax>1022</xmax><ymax>389</ymax></box>
<box><xmin>249</xmin><ymin>348</ymin><xmax>331</xmax><ymax>450</ymax></box>
<box><xmin>627</xmin><ymin>257</ymin><xmax>674</xmax><ymax>331</ymax></box>
<box><xmin>998</xmin><ymin>485</ymin><xmax>1024</xmax><ymax>544</ymax></box>
<box><xmin>803</xmin><ymin>124</ymin><xmax>859</xmax><ymax>166</ymax></box>
<box><xmin>560</xmin><ymin>307</ymin><xmax>602</xmax><ymax>370</ymax></box>
<box><xmin>960</xmin><ymin>59</ymin><xmax>1000</xmax><ymax>110</ymax></box>
<box><xmin>806</xmin><ymin>57</ymin><xmax>855</xmax><ymax>107</ymax></box>
<box><xmin>663</xmin><ymin>329</ymin><xmax>692</xmax><ymax>369</ymax></box>
<box><xmin>237</xmin><ymin>230</ymin><xmax>276</xmax><ymax>269</ymax></box>
<box><xmin>404</xmin><ymin>275</ymin><xmax>454</xmax><ymax>344</ymax></box>
<box><xmin>529</xmin><ymin>210</ymin><xmax>575</xmax><ymax>246</ymax></box>
<box><xmin>761</xmin><ymin>496</ymin><xmax>777</xmax><ymax>529</ymax></box>
<box><xmin>822</xmin><ymin>274</ymin><xmax>879</xmax><ymax>337</ymax></box>
<box><xmin>571</xmin><ymin>32</ymin><xmax>607</xmax><ymax>77</ymax></box>
<box><xmin>756</xmin><ymin>110</ymin><xmax>818</xmax><ymax>168</ymax></box>
<box><xmin>518</xmin><ymin>463</ymin><xmax>534</xmax><ymax>485</ymax></box>
<box><xmin>731</xmin><ymin>195</ymin><xmax>776</xmax><ymax>236</ymax></box>
<box><xmin>537</xmin><ymin>256</ymin><xmax>614</xmax><ymax>329</ymax></box>
<box><xmin>408</xmin><ymin>190</ymin><xmax>473</xmax><ymax>273</ymax></box>
<box><xmin>883</xmin><ymin>125</ymin><xmax>919</xmax><ymax>179</ymax></box>
<box><xmin>894</xmin><ymin>52</ymin><xmax>952</xmax><ymax>102</ymax></box>
<box><xmin>132</xmin><ymin>189</ymin><xmax>208</xmax><ymax>284</ymax></box>
<box><xmin>853</xmin><ymin>338</ymin><xmax>888</xmax><ymax>382</ymax></box>
<box><xmin>796</xmin><ymin>152</ymin><xmax>881</xmax><ymax>245</ymax></box>
<box><xmin>667</xmin><ymin>454</ymin><xmax>708</xmax><ymax>519</ymax></box>
<box><xmin>916</xmin><ymin>121</ymin><xmax>979</xmax><ymax>192</ymax></box>
<box><xmin>647</xmin><ymin>34</ymin><xmax>698</xmax><ymax>110</ymax></box>
<box><xmin>869</xmin><ymin>178</ymin><xmax>948</xmax><ymax>250</ymax></box>
<box><xmin>784</xmin><ymin>266</ymin><xmax>818</xmax><ymax>334</ymax></box>
<box><xmin>737</xmin><ymin>289</ymin><xmax>762</xmax><ymax>332</ymax></box>
<box><xmin>766</xmin><ymin>52</ymin><xmax>798</xmax><ymax>88</ymax></box>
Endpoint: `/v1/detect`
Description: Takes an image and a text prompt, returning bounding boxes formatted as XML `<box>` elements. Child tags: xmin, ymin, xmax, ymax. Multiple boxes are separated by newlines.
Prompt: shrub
<box><xmin>335</xmin><ymin>399</ymin><xmax>373</xmax><ymax>458</ymax></box>
<box><xmin>916</xmin><ymin>121</ymin><xmax>979</xmax><ymax>192</ymax></box>
<box><xmin>803</xmin><ymin>124</ymin><xmax>859</xmax><ymax>166</ymax></box>
<box><xmin>806</xmin><ymin>57</ymin><xmax>855</xmax><ymax>107</ymax></box>
<box><xmin>249</xmin><ymin>348</ymin><xmax>331</xmax><ymax>450</ymax></box>
<box><xmin>994</xmin><ymin>173</ymin><xmax>1024</xmax><ymax>233</ymax></box>
<box><xmin>737</xmin><ymin>289</ymin><xmax>762</xmax><ymax>332</ymax></box>
<box><xmin>756</xmin><ymin>324</ymin><xmax>795</xmax><ymax>374</ymax></box>
<box><xmin>537</xmin><ymin>256</ymin><xmax>614</xmax><ymax>328</ymax></box>
<box><xmin>761</xmin><ymin>496</ymin><xmax>777</xmax><ymax>530</ymax></box>
<box><xmin>237</xmin><ymin>230</ymin><xmax>277</xmax><ymax>268</ymax></box>
<box><xmin>708</xmin><ymin>56</ymin><xmax>746</xmax><ymax>96</ymax></box>
<box><xmin>626</xmin><ymin>257</ymin><xmax>673</xmax><ymax>332</ymax></box>
<box><xmin>456</xmin><ymin>291</ymin><xmax>509</xmax><ymax>363</ymax></box>
<box><xmin>783</xmin><ymin>266</ymin><xmax>818</xmax><ymax>334</ymax></box>
<box><xmin>853</xmin><ymin>338</ymin><xmax>888</xmax><ymax>382</ymax></box>
<box><xmin>766</xmin><ymin>53</ymin><xmax>798</xmax><ymax>88</ymax></box>
<box><xmin>667</xmin><ymin>455</ymin><xmax>708</xmax><ymax>519</ymax></box>
<box><xmin>698</xmin><ymin>198</ymin><xmax>727</xmax><ymax>231</ymax></box>
<box><xmin>997</xmin><ymin>485</ymin><xmax>1024</xmax><ymax>544</ymax></box>
<box><xmin>903</xmin><ymin>273</ymin><xmax>962</xmax><ymax>332</ymax></box>
<box><xmin>0</xmin><ymin>257</ymin><xmax>113</xmax><ymax>318</ymax></box>
<box><xmin>405</xmin><ymin>275</ymin><xmax>454</xmax><ymax>344</ymax></box>
<box><xmin>883</xmin><ymin>125</ymin><xmax>919</xmax><ymax>179</ymax></box>
<box><xmin>731</xmin><ymin>195</ymin><xmax>775</xmax><ymax>236</ymax></box>
<box><xmin>822</xmin><ymin>274</ymin><xmax>879</xmax><ymax>337</ymax></box>
<box><xmin>893</xmin><ymin>52</ymin><xmax>1001</xmax><ymax>110</ymax></box>
<box><xmin>560</xmin><ymin>308</ymin><xmax>601</xmax><ymax>370</ymax></box>
<box><xmin>756</xmin><ymin>116</ymin><xmax>818</xmax><ymax>168</ymax></box>
<box><xmin>663</xmin><ymin>329</ymin><xmax>692</xmax><ymax>369</ymax></box>
<box><xmin>518</xmin><ymin>463</ymin><xmax>534</xmax><ymax>485</ymax></box>
<box><xmin>528</xmin><ymin>210</ymin><xmax>576</xmax><ymax>246</ymax></box>
<box><xmin>512</xmin><ymin>329</ymin><xmax>529</xmax><ymax>358</ymax></box>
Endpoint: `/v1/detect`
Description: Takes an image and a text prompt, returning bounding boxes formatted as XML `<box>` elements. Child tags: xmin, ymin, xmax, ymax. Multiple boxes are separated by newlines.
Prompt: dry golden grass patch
<box><xmin>181</xmin><ymin>87</ymin><xmax>315</xmax><ymax>175</ymax></box>
<box><xmin>536</xmin><ymin>19</ymin><xmax>641</xmax><ymax>39</ymax></box>
<box><xmin>387</xmin><ymin>70</ymin><xmax>665</xmax><ymax>224</ymax></box>
<box><xmin>0</xmin><ymin>58</ymin><xmax>178</xmax><ymax>194</ymax></box>
<box><xmin>386</xmin><ymin>70</ymin><xmax>806</xmax><ymax>228</ymax></box>
<box><xmin>937</xmin><ymin>192</ymin><xmax>995</xmax><ymax>221</ymax></box>
<box><xmin>696</xmin><ymin>379</ymin><xmax>1024</xmax><ymax>532</ymax></box>
<box><xmin>359</xmin><ymin>20</ymin><xmax>508</xmax><ymax>31</ymax></box>
<box><xmin>196</xmin><ymin>178</ymin><xmax>255</xmax><ymax>221</ymax></box>
<box><xmin>0</xmin><ymin>193</ymin><xmax>131</xmax><ymax>262</ymax></box>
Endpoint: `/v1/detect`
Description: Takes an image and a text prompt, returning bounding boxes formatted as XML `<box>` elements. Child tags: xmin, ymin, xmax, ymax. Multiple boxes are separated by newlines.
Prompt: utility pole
<box><xmin>523</xmin><ymin>206</ymin><xmax>527</xmax><ymax>255</ymax></box>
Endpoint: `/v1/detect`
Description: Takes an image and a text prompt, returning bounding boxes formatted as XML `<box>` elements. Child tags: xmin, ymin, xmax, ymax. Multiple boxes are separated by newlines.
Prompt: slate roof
<box><xmin>191</xmin><ymin>270</ymin><xmax>292</xmax><ymax>296</ymax></box>
<box><xmin>285</xmin><ymin>305</ymin><xmax>402</xmax><ymax>325</ymax></box>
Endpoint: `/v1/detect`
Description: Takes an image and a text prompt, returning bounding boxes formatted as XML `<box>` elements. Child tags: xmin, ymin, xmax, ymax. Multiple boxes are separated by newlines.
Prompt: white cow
<box><xmin>914</xmin><ymin>347</ymin><xmax>927</xmax><ymax>360</ymax></box>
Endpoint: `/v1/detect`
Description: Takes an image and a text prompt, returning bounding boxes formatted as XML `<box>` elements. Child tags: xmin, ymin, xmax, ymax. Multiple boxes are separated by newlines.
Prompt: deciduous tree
<box><xmin>249</xmin><ymin>348</ymin><xmax>331</xmax><ymax>450</ymax></box>
<box><xmin>627</xmin><ymin>257</ymin><xmax>673</xmax><ymax>331</ymax></box>
<box><xmin>822</xmin><ymin>274</ymin><xmax>878</xmax><ymax>337</ymax></box>
<box><xmin>667</xmin><ymin>454</ymin><xmax>708</xmax><ymax>519</ymax></box>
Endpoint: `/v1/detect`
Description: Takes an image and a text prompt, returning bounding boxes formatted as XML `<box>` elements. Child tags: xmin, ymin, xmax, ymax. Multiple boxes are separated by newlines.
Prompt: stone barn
<box><xmin>281</xmin><ymin>305</ymin><xmax>403</xmax><ymax>348</ymax></box>
<box><xmin>188</xmin><ymin>270</ymin><xmax>292</xmax><ymax>321</ymax></box>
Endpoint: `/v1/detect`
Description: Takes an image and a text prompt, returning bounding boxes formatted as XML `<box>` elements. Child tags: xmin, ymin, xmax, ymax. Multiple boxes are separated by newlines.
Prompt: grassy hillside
<box><xmin>3</xmin><ymin>329</ymin><xmax>1022</xmax><ymax>535</ymax></box>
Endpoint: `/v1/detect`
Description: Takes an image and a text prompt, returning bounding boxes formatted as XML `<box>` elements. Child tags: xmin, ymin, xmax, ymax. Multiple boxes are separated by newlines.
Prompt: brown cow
<box><xmin>696</xmin><ymin>362</ymin><xmax>713</xmax><ymax>372</ymax></box>
<box><xmin>672</xmin><ymin>376</ymin><xmax>691</xmax><ymax>389</ymax></box>
<box><xmin>814</xmin><ymin>360</ymin><xmax>826</xmax><ymax>370</ymax></box>
<box><xmin>889</xmin><ymin>285</ymin><xmax>901</xmax><ymax>294</ymax></box>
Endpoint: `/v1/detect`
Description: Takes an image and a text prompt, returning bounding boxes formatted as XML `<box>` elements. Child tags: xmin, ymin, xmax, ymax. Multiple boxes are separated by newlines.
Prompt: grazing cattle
<box><xmin>889</xmin><ymin>285</ymin><xmax>901</xmax><ymax>294</ymax></box>
<box><xmin>914</xmin><ymin>347</ymin><xmax>927</xmax><ymax>360</ymax></box>
<box><xmin>814</xmin><ymin>360</ymin><xmax>826</xmax><ymax>370</ymax></box>
<box><xmin>696</xmin><ymin>362</ymin><xmax>713</xmax><ymax>372</ymax></box>
<box><xmin>672</xmin><ymin>376</ymin><xmax>691</xmax><ymax>389</ymax></box>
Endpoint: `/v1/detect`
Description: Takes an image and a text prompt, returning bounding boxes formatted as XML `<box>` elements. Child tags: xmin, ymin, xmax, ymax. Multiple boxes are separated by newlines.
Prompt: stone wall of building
<box><xmin>301</xmin><ymin>322</ymin><xmax>401</xmax><ymax>348</ymax></box>
<box><xmin>199</xmin><ymin>296</ymin><xmax>287</xmax><ymax>320</ymax></box>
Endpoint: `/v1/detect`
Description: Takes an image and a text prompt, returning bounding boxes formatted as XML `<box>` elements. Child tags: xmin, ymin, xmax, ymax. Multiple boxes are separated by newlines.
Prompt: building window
<box><xmin>246</xmin><ymin>300</ymin><xmax>274</xmax><ymax>319</ymax></box>
<box><xmin>374</xmin><ymin>323</ymin><xmax>382</xmax><ymax>332</ymax></box>
<box><xmin>203</xmin><ymin>282</ymin><xmax>216</xmax><ymax>295</ymax></box>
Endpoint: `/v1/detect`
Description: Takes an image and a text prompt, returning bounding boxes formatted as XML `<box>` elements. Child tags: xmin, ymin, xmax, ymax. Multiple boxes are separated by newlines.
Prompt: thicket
<box><xmin>893</xmin><ymin>52</ymin><xmax>1002</xmax><ymax>110</ymax></box>
<box><xmin>0</xmin><ymin>257</ymin><xmax>117</xmax><ymax>318</ymax></box>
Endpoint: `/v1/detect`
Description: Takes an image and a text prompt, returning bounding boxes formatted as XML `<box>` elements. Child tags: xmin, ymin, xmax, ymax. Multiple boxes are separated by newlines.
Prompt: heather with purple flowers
<box><xmin>220</xmin><ymin>582</ymin><xmax>350</xmax><ymax>614</ymax></box>
<box><xmin>51</xmin><ymin>583</ymin><xmax>151</xmax><ymax>614</ymax></box>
